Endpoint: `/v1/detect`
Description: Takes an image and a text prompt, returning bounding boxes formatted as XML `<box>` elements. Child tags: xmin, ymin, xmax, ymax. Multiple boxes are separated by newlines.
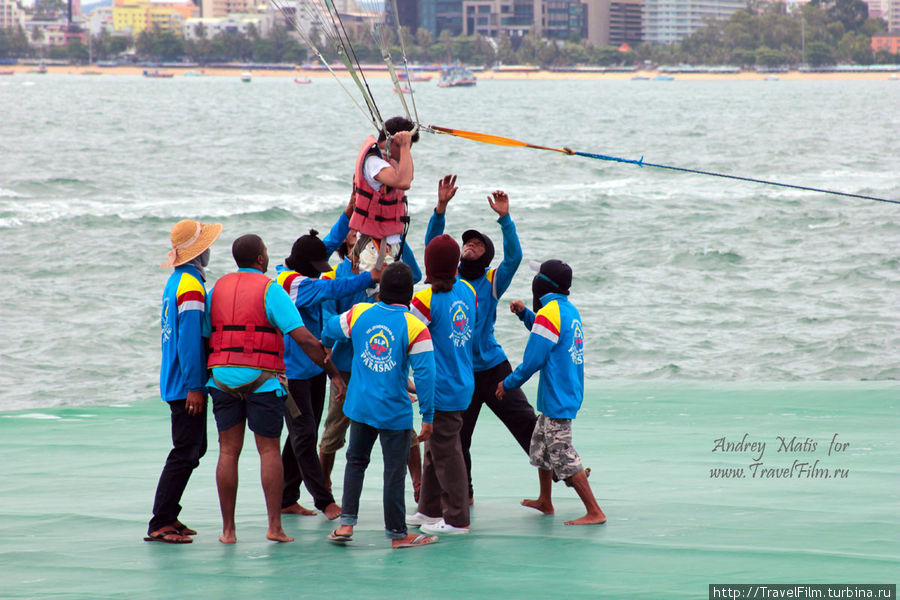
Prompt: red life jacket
<box><xmin>349</xmin><ymin>135</ymin><xmax>409</xmax><ymax>239</ymax></box>
<box><xmin>208</xmin><ymin>271</ymin><xmax>285</xmax><ymax>373</ymax></box>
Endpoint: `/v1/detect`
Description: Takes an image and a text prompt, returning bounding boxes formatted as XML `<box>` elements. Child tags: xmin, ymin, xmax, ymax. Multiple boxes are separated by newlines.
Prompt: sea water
<box><xmin>0</xmin><ymin>75</ymin><xmax>897</xmax><ymax>599</ymax></box>
<box><xmin>1</xmin><ymin>75</ymin><xmax>898</xmax><ymax>411</ymax></box>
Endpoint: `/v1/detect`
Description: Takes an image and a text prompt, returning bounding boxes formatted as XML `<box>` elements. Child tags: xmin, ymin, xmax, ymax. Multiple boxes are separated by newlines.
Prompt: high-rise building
<box><xmin>0</xmin><ymin>0</ymin><xmax>26</xmax><ymax>29</ymax></box>
<box><xmin>462</xmin><ymin>0</ymin><xmax>527</xmax><ymax>37</ymax></box>
<box><xmin>419</xmin><ymin>0</ymin><xmax>464</xmax><ymax>35</ymax></box>
<box><xmin>537</xmin><ymin>0</ymin><xmax>586</xmax><ymax>39</ymax></box>
<box><xmin>887</xmin><ymin>0</ymin><xmax>900</xmax><ymax>32</ymax></box>
<box><xmin>643</xmin><ymin>0</ymin><xmax>745</xmax><ymax>44</ymax></box>
<box><xmin>112</xmin><ymin>0</ymin><xmax>198</xmax><ymax>35</ymax></box>
<box><xmin>201</xmin><ymin>0</ymin><xmax>256</xmax><ymax>19</ymax></box>
<box><xmin>391</xmin><ymin>0</ymin><xmax>418</xmax><ymax>31</ymax></box>
<box><xmin>864</xmin><ymin>0</ymin><xmax>884</xmax><ymax>20</ymax></box>
<box><xmin>584</xmin><ymin>0</ymin><xmax>641</xmax><ymax>46</ymax></box>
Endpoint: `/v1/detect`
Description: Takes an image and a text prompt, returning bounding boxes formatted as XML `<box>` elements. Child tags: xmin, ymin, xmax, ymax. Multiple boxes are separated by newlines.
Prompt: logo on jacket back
<box><xmin>161</xmin><ymin>299</ymin><xmax>173</xmax><ymax>343</ymax></box>
<box><xmin>449</xmin><ymin>301</ymin><xmax>472</xmax><ymax>348</ymax></box>
<box><xmin>569</xmin><ymin>320</ymin><xmax>584</xmax><ymax>365</ymax></box>
<box><xmin>362</xmin><ymin>326</ymin><xmax>397</xmax><ymax>372</ymax></box>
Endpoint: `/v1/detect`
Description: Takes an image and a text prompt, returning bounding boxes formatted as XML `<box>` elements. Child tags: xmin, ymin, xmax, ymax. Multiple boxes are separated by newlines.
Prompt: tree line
<box><xmin>1</xmin><ymin>0</ymin><xmax>897</xmax><ymax>66</ymax></box>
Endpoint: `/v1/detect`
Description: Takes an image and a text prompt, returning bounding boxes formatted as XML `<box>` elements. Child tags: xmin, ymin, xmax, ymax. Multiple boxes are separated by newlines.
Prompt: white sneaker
<box><xmin>405</xmin><ymin>512</ymin><xmax>442</xmax><ymax>526</ymax></box>
<box><xmin>420</xmin><ymin>519</ymin><xmax>470</xmax><ymax>535</ymax></box>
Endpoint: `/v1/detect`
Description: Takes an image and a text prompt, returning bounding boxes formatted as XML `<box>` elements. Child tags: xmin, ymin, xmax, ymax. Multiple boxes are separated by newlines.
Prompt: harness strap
<box><xmin>211</xmin><ymin>325</ymin><xmax>278</xmax><ymax>334</ymax></box>
<box><xmin>211</xmin><ymin>371</ymin><xmax>276</xmax><ymax>400</ymax></box>
<box><xmin>218</xmin><ymin>347</ymin><xmax>281</xmax><ymax>357</ymax></box>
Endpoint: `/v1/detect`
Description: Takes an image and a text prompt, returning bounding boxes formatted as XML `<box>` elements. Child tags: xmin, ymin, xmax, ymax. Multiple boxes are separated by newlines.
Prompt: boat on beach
<box><xmin>438</xmin><ymin>64</ymin><xmax>476</xmax><ymax>87</ymax></box>
<box><xmin>294</xmin><ymin>77</ymin><xmax>312</xmax><ymax>84</ymax></box>
<box><xmin>0</xmin><ymin>70</ymin><xmax>13</xmax><ymax>75</ymax></box>
<box><xmin>143</xmin><ymin>69</ymin><xmax>174</xmax><ymax>78</ymax></box>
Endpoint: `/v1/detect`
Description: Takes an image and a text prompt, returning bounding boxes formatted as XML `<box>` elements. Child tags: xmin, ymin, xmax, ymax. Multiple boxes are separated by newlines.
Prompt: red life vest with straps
<box><xmin>349</xmin><ymin>135</ymin><xmax>409</xmax><ymax>239</ymax></box>
<box><xmin>207</xmin><ymin>271</ymin><xmax>285</xmax><ymax>373</ymax></box>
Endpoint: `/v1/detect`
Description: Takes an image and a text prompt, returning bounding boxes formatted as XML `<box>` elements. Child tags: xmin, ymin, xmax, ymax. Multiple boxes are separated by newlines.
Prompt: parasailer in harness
<box><xmin>350</xmin><ymin>116</ymin><xmax>419</xmax><ymax>273</ymax></box>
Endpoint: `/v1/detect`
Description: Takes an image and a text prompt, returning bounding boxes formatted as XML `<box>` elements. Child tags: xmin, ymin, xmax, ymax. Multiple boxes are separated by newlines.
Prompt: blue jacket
<box><xmin>425</xmin><ymin>211</ymin><xmax>523</xmax><ymax>372</ymax></box>
<box><xmin>160</xmin><ymin>264</ymin><xmax>208</xmax><ymax>401</ymax></box>
<box><xmin>503</xmin><ymin>293</ymin><xmax>584</xmax><ymax>419</ymax></box>
<box><xmin>322</xmin><ymin>247</ymin><xmax>423</xmax><ymax>373</ymax></box>
<box><xmin>322</xmin><ymin>302</ymin><xmax>435</xmax><ymax>429</ymax></box>
<box><xmin>276</xmin><ymin>264</ymin><xmax>373</xmax><ymax>380</ymax></box>
<box><xmin>409</xmin><ymin>280</ymin><xmax>477</xmax><ymax>411</ymax></box>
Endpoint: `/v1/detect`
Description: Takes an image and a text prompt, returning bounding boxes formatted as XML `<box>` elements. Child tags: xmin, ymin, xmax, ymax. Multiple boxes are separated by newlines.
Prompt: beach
<box><xmin>3</xmin><ymin>63</ymin><xmax>899</xmax><ymax>80</ymax></box>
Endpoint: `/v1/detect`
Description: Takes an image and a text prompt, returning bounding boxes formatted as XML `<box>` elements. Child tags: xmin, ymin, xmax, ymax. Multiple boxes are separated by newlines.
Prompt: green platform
<box><xmin>1</xmin><ymin>382</ymin><xmax>896</xmax><ymax>599</ymax></box>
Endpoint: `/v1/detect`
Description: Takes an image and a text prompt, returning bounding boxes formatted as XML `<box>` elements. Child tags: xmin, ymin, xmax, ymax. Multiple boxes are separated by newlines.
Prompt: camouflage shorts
<box><xmin>529</xmin><ymin>414</ymin><xmax>584</xmax><ymax>480</ymax></box>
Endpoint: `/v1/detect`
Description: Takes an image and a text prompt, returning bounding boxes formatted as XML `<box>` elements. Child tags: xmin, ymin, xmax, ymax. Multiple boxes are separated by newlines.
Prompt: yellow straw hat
<box><xmin>160</xmin><ymin>219</ymin><xmax>223</xmax><ymax>268</ymax></box>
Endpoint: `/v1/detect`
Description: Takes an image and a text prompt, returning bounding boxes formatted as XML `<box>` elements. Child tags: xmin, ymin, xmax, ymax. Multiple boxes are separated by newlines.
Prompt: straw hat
<box><xmin>160</xmin><ymin>219</ymin><xmax>223</xmax><ymax>268</ymax></box>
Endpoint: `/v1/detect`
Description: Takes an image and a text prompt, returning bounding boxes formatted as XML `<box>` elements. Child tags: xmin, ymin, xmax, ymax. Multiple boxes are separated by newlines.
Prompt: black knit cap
<box><xmin>285</xmin><ymin>229</ymin><xmax>331</xmax><ymax>276</ymax></box>
<box><xmin>379</xmin><ymin>262</ymin><xmax>414</xmax><ymax>307</ymax></box>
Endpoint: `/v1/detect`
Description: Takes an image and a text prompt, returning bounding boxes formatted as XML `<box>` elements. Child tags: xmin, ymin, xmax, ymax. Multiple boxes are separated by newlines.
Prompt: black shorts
<box><xmin>209</xmin><ymin>388</ymin><xmax>284</xmax><ymax>438</ymax></box>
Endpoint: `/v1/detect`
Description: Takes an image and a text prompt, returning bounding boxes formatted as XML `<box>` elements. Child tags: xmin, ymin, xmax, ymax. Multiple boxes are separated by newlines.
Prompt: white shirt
<box><xmin>363</xmin><ymin>154</ymin><xmax>391</xmax><ymax>192</ymax></box>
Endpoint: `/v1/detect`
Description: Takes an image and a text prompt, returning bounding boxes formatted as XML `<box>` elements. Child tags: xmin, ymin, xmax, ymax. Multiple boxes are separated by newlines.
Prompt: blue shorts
<box><xmin>209</xmin><ymin>389</ymin><xmax>284</xmax><ymax>438</ymax></box>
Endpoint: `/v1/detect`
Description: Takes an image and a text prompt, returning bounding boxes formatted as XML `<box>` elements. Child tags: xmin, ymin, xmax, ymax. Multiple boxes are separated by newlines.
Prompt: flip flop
<box><xmin>393</xmin><ymin>534</ymin><xmax>437</xmax><ymax>549</ymax></box>
<box><xmin>144</xmin><ymin>529</ymin><xmax>192</xmax><ymax>544</ymax></box>
<box><xmin>327</xmin><ymin>530</ymin><xmax>352</xmax><ymax>544</ymax></box>
<box><xmin>174</xmin><ymin>523</ymin><xmax>197</xmax><ymax>536</ymax></box>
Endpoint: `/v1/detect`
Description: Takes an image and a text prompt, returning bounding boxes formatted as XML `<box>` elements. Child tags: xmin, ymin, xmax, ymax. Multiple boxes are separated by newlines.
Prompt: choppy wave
<box><xmin>1</xmin><ymin>77</ymin><xmax>899</xmax><ymax>409</ymax></box>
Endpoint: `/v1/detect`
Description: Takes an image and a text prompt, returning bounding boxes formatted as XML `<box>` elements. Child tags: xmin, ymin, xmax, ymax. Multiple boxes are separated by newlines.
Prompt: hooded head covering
<box><xmin>458</xmin><ymin>229</ymin><xmax>495</xmax><ymax>281</ymax></box>
<box><xmin>424</xmin><ymin>234</ymin><xmax>460</xmax><ymax>284</ymax></box>
<box><xmin>531</xmin><ymin>259</ymin><xmax>572</xmax><ymax>312</ymax></box>
<box><xmin>285</xmin><ymin>229</ymin><xmax>331</xmax><ymax>277</ymax></box>
<box><xmin>379</xmin><ymin>262</ymin><xmax>414</xmax><ymax>307</ymax></box>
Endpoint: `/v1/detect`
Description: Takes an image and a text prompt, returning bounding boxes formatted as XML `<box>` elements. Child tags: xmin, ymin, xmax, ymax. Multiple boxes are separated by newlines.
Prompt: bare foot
<box><xmin>521</xmin><ymin>498</ymin><xmax>555</xmax><ymax>514</ymax></box>
<box><xmin>266</xmin><ymin>529</ymin><xmax>295</xmax><ymax>543</ymax></box>
<box><xmin>323</xmin><ymin>503</ymin><xmax>341</xmax><ymax>520</ymax></box>
<box><xmin>564</xmin><ymin>510</ymin><xmax>607</xmax><ymax>526</ymax></box>
<box><xmin>218</xmin><ymin>531</ymin><xmax>237</xmax><ymax>544</ymax></box>
<box><xmin>281</xmin><ymin>503</ymin><xmax>317</xmax><ymax>516</ymax></box>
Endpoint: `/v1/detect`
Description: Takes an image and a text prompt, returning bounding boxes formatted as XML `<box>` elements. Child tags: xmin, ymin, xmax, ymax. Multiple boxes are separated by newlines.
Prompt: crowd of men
<box><xmin>145</xmin><ymin>117</ymin><xmax>606</xmax><ymax>549</ymax></box>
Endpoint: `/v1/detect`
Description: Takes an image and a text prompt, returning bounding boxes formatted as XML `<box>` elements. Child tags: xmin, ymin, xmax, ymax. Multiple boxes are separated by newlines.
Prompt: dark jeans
<box><xmin>148</xmin><ymin>398</ymin><xmax>207</xmax><ymax>535</ymax></box>
<box><xmin>418</xmin><ymin>410</ymin><xmax>469</xmax><ymax>527</ymax></box>
<box><xmin>340</xmin><ymin>420</ymin><xmax>410</xmax><ymax>539</ymax></box>
<box><xmin>461</xmin><ymin>360</ymin><xmax>538</xmax><ymax>498</ymax></box>
<box><xmin>281</xmin><ymin>373</ymin><xmax>335</xmax><ymax>510</ymax></box>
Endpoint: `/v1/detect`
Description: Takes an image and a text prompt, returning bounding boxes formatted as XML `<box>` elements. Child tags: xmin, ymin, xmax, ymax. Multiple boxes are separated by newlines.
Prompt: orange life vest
<box><xmin>208</xmin><ymin>271</ymin><xmax>285</xmax><ymax>373</ymax></box>
<box><xmin>349</xmin><ymin>135</ymin><xmax>409</xmax><ymax>239</ymax></box>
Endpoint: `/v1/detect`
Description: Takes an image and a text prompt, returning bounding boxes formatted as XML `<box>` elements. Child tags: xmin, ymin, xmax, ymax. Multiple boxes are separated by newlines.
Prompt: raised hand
<box><xmin>488</xmin><ymin>190</ymin><xmax>509</xmax><ymax>217</ymax></box>
<box><xmin>436</xmin><ymin>174</ymin><xmax>458</xmax><ymax>214</ymax></box>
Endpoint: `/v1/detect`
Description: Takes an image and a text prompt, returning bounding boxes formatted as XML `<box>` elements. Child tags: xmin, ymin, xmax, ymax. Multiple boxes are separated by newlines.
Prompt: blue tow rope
<box><xmin>571</xmin><ymin>150</ymin><xmax>899</xmax><ymax>206</ymax></box>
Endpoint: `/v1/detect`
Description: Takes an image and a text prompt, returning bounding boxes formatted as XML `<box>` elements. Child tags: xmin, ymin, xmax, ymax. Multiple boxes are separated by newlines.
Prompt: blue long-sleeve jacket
<box><xmin>322</xmin><ymin>212</ymin><xmax>350</xmax><ymax>258</ymax></box>
<box><xmin>503</xmin><ymin>293</ymin><xmax>585</xmax><ymax>419</ymax></box>
<box><xmin>322</xmin><ymin>247</ymin><xmax>422</xmax><ymax>373</ymax></box>
<box><xmin>276</xmin><ymin>264</ymin><xmax>373</xmax><ymax>379</ymax></box>
<box><xmin>322</xmin><ymin>302</ymin><xmax>435</xmax><ymax>429</ymax></box>
<box><xmin>425</xmin><ymin>210</ymin><xmax>523</xmax><ymax>371</ymax></box>
<box><xmin>160</xmin><ymin>264</ymin><xmax>208</xmax><ymax>401</ymax></box>
<box><xmin>409</xmin><ymin>279</ymin><xmax>477</xmax><ymax>411</ymax></box>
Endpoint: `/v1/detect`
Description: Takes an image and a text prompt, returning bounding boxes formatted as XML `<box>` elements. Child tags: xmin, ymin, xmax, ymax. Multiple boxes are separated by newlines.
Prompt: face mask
<box><xmin>531</xmin><ymin>274</ymin><xmax>559</xmax><ymax>313</ymax></box>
